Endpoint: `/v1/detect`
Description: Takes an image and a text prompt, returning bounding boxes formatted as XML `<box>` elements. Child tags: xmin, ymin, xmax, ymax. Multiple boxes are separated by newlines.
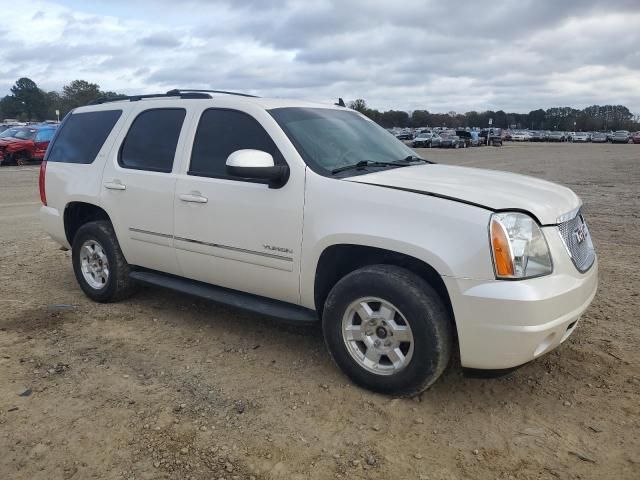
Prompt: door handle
<box><xmin>179</xmin><ymin>192</ymin><xmax>208</xmax><ymax>204</ymax></box>
<box><xmin>104</xmin><ymin>181</ymin><xmax>126</xmax><ymax>191</ymax></box>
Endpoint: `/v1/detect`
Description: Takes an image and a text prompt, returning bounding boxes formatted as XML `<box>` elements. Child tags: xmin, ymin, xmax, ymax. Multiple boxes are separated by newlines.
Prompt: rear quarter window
<box><xmin>46</xmin><ymin>110</ymin><xmax>122</xmax><ymax>164</ymax></box>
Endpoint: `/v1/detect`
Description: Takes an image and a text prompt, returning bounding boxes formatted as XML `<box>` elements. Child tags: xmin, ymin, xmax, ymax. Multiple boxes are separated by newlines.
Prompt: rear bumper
<box><xmin>40</xmin><ymin>205</ymin><xmax>70</xmax><ymax>248</ymax></box>
<box><xmin>443</xmin><ymin>228</ymin><xmax>598</xmax><ymax>369</ymax></box>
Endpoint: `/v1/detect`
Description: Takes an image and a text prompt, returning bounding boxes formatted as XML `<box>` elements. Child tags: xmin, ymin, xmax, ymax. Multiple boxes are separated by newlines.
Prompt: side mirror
<box><xmin>225</xmin><ymin>149</ymin><xmax>289</xmax><ymax>188</ymax></box>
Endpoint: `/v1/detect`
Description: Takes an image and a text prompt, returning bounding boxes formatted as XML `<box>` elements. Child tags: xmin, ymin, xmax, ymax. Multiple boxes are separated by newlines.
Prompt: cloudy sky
<box><xmin>1</xmin><ymin>0</ymin><xmax>639</xmax><ymax>113</ymax></box>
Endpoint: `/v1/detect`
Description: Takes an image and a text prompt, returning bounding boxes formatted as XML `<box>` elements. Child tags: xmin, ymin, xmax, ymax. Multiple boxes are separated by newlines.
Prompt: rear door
<box><xmin>101</xmin><ymin>105</ymin><xmax>189</xmax><ymax>275</ymax></box>
<box><xmin>173</xmin><ymin>106</ymin><xmax>305</xmax><ymax>304</ymax></box>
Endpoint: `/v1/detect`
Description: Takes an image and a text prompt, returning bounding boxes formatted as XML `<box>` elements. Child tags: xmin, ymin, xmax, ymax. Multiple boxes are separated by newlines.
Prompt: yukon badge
<box><xmin>263</xmin><ymin>244</ymin><xmax>294</xmax><ymax>255</ymax></box>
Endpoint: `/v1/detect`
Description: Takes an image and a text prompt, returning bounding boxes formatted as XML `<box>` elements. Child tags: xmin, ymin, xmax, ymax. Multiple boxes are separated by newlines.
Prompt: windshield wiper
<box><xmin>331</xmin><ymin>157</ymin><xmax>429</xmax><ymax>175</ymax></box>
<box><xmin>392</xmin><ymin>155</ymin><xmax>432</xmax><ymax>165</ymax></box>
<box><xmin>331</xmin><ymin>160</ymin><xmax>397</xmax><ymax>174</ymax></box>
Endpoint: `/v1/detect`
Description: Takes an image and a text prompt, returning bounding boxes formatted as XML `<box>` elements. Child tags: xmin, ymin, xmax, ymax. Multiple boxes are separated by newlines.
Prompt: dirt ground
<box><xmin>1</xmin><ymin>143</ymin><xmax>639</xmax><ymax>480</ymax></box>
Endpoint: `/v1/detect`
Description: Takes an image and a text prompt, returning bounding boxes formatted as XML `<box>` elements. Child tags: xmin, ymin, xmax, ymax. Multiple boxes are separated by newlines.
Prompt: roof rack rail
<box><xmin>166</xmin><ymin>89</ymin><xmax>259</xmax><ymax>98</ymax></box>
<box><xmin>87</xmin><ymin>91</ymin><xmax>212</xmax><ymax>105</ymax></box>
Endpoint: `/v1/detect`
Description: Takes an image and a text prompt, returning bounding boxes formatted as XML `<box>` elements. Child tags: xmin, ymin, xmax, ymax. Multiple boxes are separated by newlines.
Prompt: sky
<box><xmin>1</xmin><ymin>0</ymin><xmax>639</xmax><ymax>114</ymax></box>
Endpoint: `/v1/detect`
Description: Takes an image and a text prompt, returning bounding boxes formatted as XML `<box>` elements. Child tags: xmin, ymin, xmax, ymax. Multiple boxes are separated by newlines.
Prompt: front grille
<box><xmin>557</xmin><ymin>211</ymin><xmax>596</xmax><ymax>273</ymax></box>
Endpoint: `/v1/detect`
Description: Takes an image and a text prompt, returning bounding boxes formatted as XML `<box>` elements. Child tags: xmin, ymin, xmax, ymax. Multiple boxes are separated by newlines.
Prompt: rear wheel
<box><xmin>72</xmin><ymin>220</ymin><xmax>137</xmax><ymax>302</ymax></box>
<box><xmin>322</xmin><ymin>265</ymin><xmax>454</xmax><ymax>396</ymax></box>
<box><xmin>15</xmin><ymin>152</ymin><xmax>30</xmax><ymax>166</ymax></box>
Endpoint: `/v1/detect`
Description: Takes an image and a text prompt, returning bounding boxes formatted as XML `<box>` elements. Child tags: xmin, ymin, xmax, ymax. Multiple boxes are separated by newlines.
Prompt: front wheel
<box><xmin>322</xmin><ymin>265</ymin><xmax>454</xmax><ymax>396</ymax></box>
<box><xmin>72</xmin><ymin>220</ymin><xmax>137</xmax><ymax>302</ymax></box>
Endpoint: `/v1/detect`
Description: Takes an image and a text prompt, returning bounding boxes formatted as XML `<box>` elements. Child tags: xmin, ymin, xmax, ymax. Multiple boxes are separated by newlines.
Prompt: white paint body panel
<box><xmin>39</xmin><ymin>95</ymin><xmax>597</xmax><ymax>371</ymax></box>
<box><xmin>348</xmin><ymin>164</ymin><xmax>581</xmax><ymax>225</ymax></box>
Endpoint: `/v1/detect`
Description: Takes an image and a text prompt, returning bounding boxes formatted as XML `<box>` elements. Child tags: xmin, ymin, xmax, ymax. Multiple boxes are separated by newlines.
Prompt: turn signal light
<box><xmin>491</xmin><ymin>218</ymin><xmax>514</xmax><ymax>277</ymax></box>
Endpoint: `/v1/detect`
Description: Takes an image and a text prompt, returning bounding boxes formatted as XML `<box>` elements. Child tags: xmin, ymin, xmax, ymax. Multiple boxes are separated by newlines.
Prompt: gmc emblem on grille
<box><xmin>574</xmin><ymin>222</ymin><xmax>588</xmax><ymax>244</ymax></box>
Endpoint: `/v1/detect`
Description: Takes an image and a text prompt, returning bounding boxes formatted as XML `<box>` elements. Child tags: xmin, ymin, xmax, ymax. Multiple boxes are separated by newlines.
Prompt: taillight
<box><xmin>39</xmin><ymin>160</ymin><xmax>47</xmax><ymax>206</ymax></box>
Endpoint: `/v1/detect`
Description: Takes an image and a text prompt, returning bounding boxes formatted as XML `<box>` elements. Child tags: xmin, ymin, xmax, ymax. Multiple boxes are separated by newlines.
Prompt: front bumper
<box><xmin>443</xmin><ymin>226</ymin><xmax>598</xmax><ymax>370</ymax></box>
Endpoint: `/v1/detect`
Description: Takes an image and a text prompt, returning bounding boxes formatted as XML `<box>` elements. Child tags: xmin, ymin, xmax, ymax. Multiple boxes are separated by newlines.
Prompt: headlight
<box><xmin>490</xmin><ymin>212</ymin><xmax>552</xmax><ymax>279</ymax></box>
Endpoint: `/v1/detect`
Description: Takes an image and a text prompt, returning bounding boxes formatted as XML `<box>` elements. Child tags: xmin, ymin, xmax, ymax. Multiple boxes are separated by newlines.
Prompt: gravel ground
<box><xmin>0</xmin><ymin>142</ymin><xmax>639</xmax><ymax>480</ymax></box>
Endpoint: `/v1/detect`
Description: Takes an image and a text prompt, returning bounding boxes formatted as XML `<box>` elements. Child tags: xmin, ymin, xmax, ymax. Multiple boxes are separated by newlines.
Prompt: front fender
<box><xmin>299</xmin><ymin>171</ymin><xmax>495</xmax><ymax>309</ymax></box>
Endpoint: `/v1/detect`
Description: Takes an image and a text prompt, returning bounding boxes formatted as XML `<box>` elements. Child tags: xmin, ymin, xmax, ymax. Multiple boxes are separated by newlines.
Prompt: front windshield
<box><xmin>0</xmin><ymin>128</ymin><xmax>20</xmax><ymax>138</ymax></box>
<box><xmin>269</xmin><ymin>107</ymin><xmax>420</xmax><ymax>174</ymax></box>
<box><xmin>13</xmin><ymin>128</ymin><xmax>37</xmax><ymax>140</ymax></box>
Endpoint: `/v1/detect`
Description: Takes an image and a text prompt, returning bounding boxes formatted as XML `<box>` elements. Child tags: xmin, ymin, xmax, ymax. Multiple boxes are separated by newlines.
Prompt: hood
<box><xmin>347</xmin><ymin>164</ymin><xmax>580</xmax><ymax>225</ymax></box>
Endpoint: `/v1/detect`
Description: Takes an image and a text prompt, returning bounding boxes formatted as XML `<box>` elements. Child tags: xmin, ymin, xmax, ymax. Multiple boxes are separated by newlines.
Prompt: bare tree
<box><xmin>348</xmin><ymin>98</ymin><xmax>367</xmax><ymax>113</ymax></box>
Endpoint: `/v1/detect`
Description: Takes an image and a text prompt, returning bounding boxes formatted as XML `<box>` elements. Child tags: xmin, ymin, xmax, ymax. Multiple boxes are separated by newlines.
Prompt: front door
<box><xmin>173</xmin><ymin>107</ymin><xmax>304</xmax><ymax>304</ymax></box>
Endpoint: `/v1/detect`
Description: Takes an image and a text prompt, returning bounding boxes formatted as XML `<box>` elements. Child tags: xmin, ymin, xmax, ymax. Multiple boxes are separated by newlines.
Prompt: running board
<box><xmin>129</xmin><ymin>270</ymin><xmax>318</xmax><ymax>324</ymax></box>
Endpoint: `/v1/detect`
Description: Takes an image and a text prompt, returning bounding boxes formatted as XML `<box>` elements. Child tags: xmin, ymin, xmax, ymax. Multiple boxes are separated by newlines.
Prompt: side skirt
<box><xmin>129</xmin><ymin>269</ymin><xmax>318</xmax><ymax>325</ymax></box>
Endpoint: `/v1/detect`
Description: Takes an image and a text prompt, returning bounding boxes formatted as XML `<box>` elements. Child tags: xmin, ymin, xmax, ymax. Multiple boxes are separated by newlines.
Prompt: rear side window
<box><xmin>47</xmin><ymin>110</ymin><xmax>122</xmax><ymax>164</ymax></box>
<box><xmin>189</xmin><ymin>109</ymin><xmax>283</xmax><ymax>179</ymax></box>
<box><xmin>119</xmin><ymin>108</ymin><xmax>186</xmax><ymax>173</ymax></box>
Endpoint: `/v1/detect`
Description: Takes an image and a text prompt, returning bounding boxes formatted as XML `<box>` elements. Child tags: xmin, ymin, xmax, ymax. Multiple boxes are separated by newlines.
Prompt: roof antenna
<box><xmin>335</xmin><ymin>98</ymin><xmax>346</xmax><ymax>107</ymax></box>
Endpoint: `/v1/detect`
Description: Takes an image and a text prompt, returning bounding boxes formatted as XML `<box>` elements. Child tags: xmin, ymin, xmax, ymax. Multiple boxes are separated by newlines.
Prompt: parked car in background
<box><xmin>0</xmin><ymin>125</ymin><xmax>57</xmax><ymax>166</ymax></box>
<box><xmin>438</xmin><ymin>131</ymin><xmax>465</xmax><ymax>148</ymax></box>
<box><xmin>502</xmin><ymin>130</ymin><xmax>512</xmax><ymax>141</ymax></box>
<box><xmin>395</xmin><ymin>131</ymin><xmax>414</xmax><ymax>141</ymax></box>
<box><xmin>411</xmin><ymin>132</ymin><xmax>441</xmax><ymax>148</ymax></box>
<box><xmin>547</xmin><ymin>131</ymin><xmax>565</xmax><ymax>142</ymax></box>
<box><xmin>572</xmin><ymin>132</ymin><xmax>591</xmax><ymax>143</ymax></box>
<box><xmin>479</xmin><ymin>128</ymin><xmax>502</xmax><ymax>146</ymax></box>
<box><xmin>610</xmin><ymin>131</ymin><xmax>630</xmax><ymax>143</ymax></box>
<box><xmin>469</xmin><ymin>131</ymin><xmax>482</xmax><ymax>146</ymax></box>
<box><xmin>632</xmin><ymin>132</ymin><xmax>640</xmax><ymax>144</ymax></box>
<box><xmin>529</xmin><ymin>131</ymin><xmax>547</xmax><ymax>142</ymax></box>
<box><xmin>511</xmin><ymin>131</ymin><xmax>531</xmax><ymax>141</ymax></box>
<box><xmin>455</xmin><ymin>130</ymin><xmax>472</xmax><ymax>148</ymax></box>
<box><xmin>591</xmin><ymin>132</ymin><xmax>607</xmax><ymax>143</ymax></box>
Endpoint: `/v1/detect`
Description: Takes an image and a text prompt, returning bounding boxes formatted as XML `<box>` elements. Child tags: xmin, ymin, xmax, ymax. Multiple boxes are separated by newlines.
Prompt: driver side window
<box><xmin>189</xmin><ymin>109</ymin><xmax>285</xmax><ymax>179</ymax></box>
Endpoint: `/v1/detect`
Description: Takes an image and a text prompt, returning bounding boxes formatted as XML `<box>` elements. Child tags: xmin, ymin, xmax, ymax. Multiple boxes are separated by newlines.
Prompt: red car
<box><xmin>0</xmin><ymin>125</ymin><xmax>57</xmax><ymax>166</ymax></box>
<box><xmin>632</xmin><ymin>132</ymin><xmax>640</xmax><ymax>144</ymax></box>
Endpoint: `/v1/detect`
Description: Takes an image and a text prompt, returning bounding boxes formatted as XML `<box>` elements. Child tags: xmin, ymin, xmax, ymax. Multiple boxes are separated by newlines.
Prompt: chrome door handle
<box><xmin>179</xmin><ymin>193</ymin><xmax>208</xmax><ymax>204</ymax></box>
<box><xmin>104</xmin><ymin>181</ymin><xmax>126</xmax><ymax>191</ymax></box>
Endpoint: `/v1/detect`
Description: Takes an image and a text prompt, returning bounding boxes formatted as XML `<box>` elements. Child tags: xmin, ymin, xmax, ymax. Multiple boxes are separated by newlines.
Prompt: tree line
<box><xmin>1</xmin><ymin>77</ymin><xmax>638</xmax><ymax>132</ymax></box>
<box><xmin>348</xmin><ymin>99</ymin><xmax>640</xmax><ymax>132</ymax></box>
<box><xmin>0</xmin><ymin>77</ymin><xmax>122</xmax><ymax>122</ymax></box>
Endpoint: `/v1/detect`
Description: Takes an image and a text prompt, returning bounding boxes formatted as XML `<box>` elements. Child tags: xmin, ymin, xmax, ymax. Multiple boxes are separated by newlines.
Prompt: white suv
<box><xmin>39</xmin><ymin>89</ymin><xmax>597</xmax><ymax>396</ymax></box>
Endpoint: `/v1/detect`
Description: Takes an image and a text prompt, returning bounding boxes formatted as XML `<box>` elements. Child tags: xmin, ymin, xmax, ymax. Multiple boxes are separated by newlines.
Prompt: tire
<box><xmin>72</xmin><ymin>220</ymin><xmax>137</xmax><ymax>302</ymax></box>
<box><xmin>16</xmin><ymin>153</ymin><xmax>30</xmax><ymax>166</ymax></box>
<box><xmin>322</xmin><ymin>265</ymin><xmax>454</xmax><ymax>396</ymax></box>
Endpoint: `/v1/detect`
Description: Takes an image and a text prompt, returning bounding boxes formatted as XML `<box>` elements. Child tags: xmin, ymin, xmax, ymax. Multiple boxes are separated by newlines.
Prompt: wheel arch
<box><xmin>313</xmin><ymin>244</ymin><xmax>455</xmax><ymax>333</ymax></box>
<box><xmin>63</xmin><ymin>201</ymin><xmax>112</xmax><ymax>245</ymax></box>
